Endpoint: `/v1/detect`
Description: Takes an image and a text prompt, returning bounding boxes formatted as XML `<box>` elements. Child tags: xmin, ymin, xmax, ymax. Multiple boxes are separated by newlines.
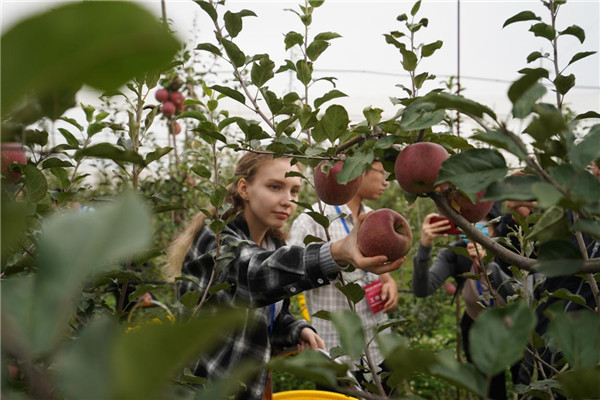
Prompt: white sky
<box><xmin>2</xmin><ymin>0</ymin><xmax>599</xmax><ymax>133</ymax></box>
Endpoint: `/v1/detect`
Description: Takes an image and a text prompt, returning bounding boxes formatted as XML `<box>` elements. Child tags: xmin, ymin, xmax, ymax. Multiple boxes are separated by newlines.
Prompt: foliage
<box><xmin>1</xmin><ymin>0</ymin><xmax>599</xmax><ymax>399</ymax></box>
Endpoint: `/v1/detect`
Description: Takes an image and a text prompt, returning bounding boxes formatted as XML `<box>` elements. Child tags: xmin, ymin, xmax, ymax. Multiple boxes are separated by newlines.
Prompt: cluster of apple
<box><xmin>313</xmin><ymin>142</ymin><xmax>494</xmax><ymax>261</ymax></box>
<box><xmin>1</xmin><ymin>142</ymin><xmax>27</xmax><ymax>183</ymax></box>
<box><xmin>155</xmin><ymin>81</ymin><xmax>185</xmax><ymax>135</ymax></box>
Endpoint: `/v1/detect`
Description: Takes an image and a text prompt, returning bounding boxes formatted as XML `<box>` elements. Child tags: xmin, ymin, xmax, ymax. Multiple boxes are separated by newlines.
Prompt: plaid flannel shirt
<box><xmin>288</xmin><ymin>203</ymin><xmax>391</xmax><ymax>368</ymax></box>
<box><xmin>178</xmin><ymin>216</ymin><xmax>343</xmax><ymax>400</ymax></box>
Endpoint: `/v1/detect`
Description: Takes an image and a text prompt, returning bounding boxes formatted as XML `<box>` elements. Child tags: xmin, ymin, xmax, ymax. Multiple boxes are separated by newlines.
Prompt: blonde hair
<box><xmin>164</xmin><ymin>152</ymin><xmax>297</xmax><ymax>281</ymax></box>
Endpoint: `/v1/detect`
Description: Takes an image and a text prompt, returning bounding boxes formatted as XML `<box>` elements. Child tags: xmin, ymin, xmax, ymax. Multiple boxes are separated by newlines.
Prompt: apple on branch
<box><xmin>357</xmin><ymin>208</ymin><xmax>413</xmax><ymax>262</ymax></box>
<box><xmin>313</xmin><ymin>160</ymin><xmax>363</xmax><ymax>205</ymax></box>
<box><xmin>442</xmin><ymin>190</ymin><xmax>494</xmax><ymax>223</ymax></box>
<box><xmin>394</xmin><ymin>142</ymin><xmax>449</xmax><ymax>194</ymax></box>
<box><xmin>1</xmin><ymin>142</ymin><xmax>27</xmax><ymax>183</ymax></box>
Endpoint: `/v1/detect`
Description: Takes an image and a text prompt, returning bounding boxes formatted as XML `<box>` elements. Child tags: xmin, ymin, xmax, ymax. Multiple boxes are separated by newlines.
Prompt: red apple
<box><xmin>357</xmin><ymin>208</ymin><xmax>413</xmax><ymax>261</ymax></box>
<box><xmin>155</xmin><ymin>88</ymin><xmax>169</xmax><ymax>103</ymax></box>
<box><xmin>1</xmin><ymin>142</ymin><xmax>27</xmax><ymax>182</ymax></box>
<box><xmin>161</xmin><ymin>101</ymin><xmax>176</xmax><ymax>118</ymax></box>
<box><xmin>314</xmin><ymin>160</ymin><xmax>363</xmax><ymax>205</ymax></box>
<box><xmin>173</xmin><ymin>122</ymin><xmax>182</xmax><ymax>135</ymax></box>
<box><xmin>170</xmin><ymin>91</ymin><xmax>185</xmax><ymax>108</ymax></box>
<box><xmin>443</xmin><ymin>282</ymin><xmax>457</xmax><ymax>295</ymax></box>
<box><xmin>443</xmin><ymin>191</ymin><xmax>494</xmax><ymax>223</ymax></box>
<box><xmin>394</xmin><ymin>142</ymin><xmax>449</xmax><ymax>194</ymax></box>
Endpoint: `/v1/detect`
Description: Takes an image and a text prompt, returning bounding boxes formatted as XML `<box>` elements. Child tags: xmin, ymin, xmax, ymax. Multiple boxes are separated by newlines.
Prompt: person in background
<box><xmin>412</xmin><ymin>207</ymin><xmax>517</xmax><ymax>400</ymax></box>
<box><xmin>165</xmin><ymin>152</ymin><xmax>402</xmax><ymax>400</ymax></box>
<box><xmin>288</xmin><ymin>160</ymin><xmax>402</xmax><ymax>394</ymax></box>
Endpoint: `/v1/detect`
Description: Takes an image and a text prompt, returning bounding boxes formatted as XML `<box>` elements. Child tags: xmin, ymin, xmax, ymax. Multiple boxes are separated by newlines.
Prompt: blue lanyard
<box><xmin>334</xmin><ymin>205</ymin><xmax>351</xmax><ymax>234</ymax></box>
<box><xmin>269</xmin><ymin>303</ymin><xmax>275</xmax><ymax>335</ymax></box>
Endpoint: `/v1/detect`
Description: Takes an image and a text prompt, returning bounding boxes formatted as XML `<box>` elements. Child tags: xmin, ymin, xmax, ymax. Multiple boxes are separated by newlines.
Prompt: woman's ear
<box><xmin>237</xmin><ymin>178</ymin><xmax>249</xmax><ymax>201</ymax></box>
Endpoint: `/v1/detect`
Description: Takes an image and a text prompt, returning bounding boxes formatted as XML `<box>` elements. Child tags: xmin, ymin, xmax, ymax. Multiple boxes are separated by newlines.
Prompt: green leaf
<box><xmin>210</xmin><ymin>186</ymin><xmax>228</xmax><ymax>208</ymax></box>
<box><xmin>313</xmin><ymin>105</ymin><xmax>349</xmax><ymax>143</ymax></box>
<box><xmin>534</xmin><ymin>239</ymin><xmax>583</xmax><ymax>277</ymax></box>
<box><xmin>224</xmin><ymin>10</ymin><xmax>256</xmax><ymax>39</ymax></box>
<box><xmin>557</xmin><ymin>366</ymin><xmax>600</xmax><ymax>400</ymax></box>
<box><xmin>337</xmin><ymin>151</ymin><xmax>374</xmax><ymax>185</ymax></box>
<box><xmin>430</xmin><ymin>351</ymin><xmax>486</xmax><ymax>397</ymax></box>
<box><xmin>524</xmin><ymin>103</ymin><xmax>568</xmax><ymax>142</ymax></box>
<box><xmin>41</xmin><ymin>158</ymin><xmax>74</xmax><ymax>169</ymax></box>
<box><xmin>314</xmin><ymin>32</ymin><xmax>342</xmax><ymax>41</ymax></box>
<box><xmin>436</xmin><ymin>148</ymin><xmax>507</xmax><ymax>194</ymax></box>
<box><xmin>219</xmin><ymin>38</ymin><xmax>246</xmax><ymax>68</ymax></box>
<box><xmin>363</xmin><ymin>106</ymin><xmax>382</xmax><ymax>126</ymax></box>
<box><xmin>508</xmin><ymin>68</ymin><xmax>549</xmax><ymax>104</ymax></box>
<box><xmin>559</xmin><ymin>25</ymin><xmax>585</xmax><ymax>43</ymax></box>
<box><xmin>512</xmin><ymin>83</ymin><xmax>547</xmax><ymax>118</ymax></box>
<box><xmin>530</xmin><ymin>182</ymin><xmax>563</xmax><ymax>208</ymax></box>
<box><xmin>176</xmin><ymin>110</ymin><xmax>208</xmax><ymax>121</ymax></box>
<box><xmin>329</xmin><ymin>310</ymin><xmax>365</xmax><ymax>360</ymax></box>
<box><xmin>571</xmin><ymin>218</ymin><xmax>600</xmax><ymax>239</ymax></box>
<box><xmin>75</xmin><ymin>143</ymin><xmax>145</xmax><ymax>165</ymax></box>
<box><xmin>22</xmin><ymin>164</ymin><xmax>48</xmax><ymax>203</ymax></box>
<box><xmin>267</xmin><ymin>350</ymin><xmax>345</xmax><ymax>389</ymax></box>
<box><xmin>568</xmin><ymin>128</ymin><xmax>600</xmax><ymax>170</ymax></box>
<box><xmin>284</xmin><ymin>31</ymin><xmax>303</xmax><ymax>50</ymax></box>
<box><xmin>59</xmin><ymin>116</ymin><xmax>83</xmax><ymax>131</ymax></box>
<box><xmin>399</xmin><ymin>102</ymin><xmax>445</xmax><ymax>131</ymax></box>
<box><xmin>410</xmin><ymin>0</ymin><xmax>422</xmax><ymax>16</ymax></box>
<box><xmin>21</xmin><ymin>193</ymin><xmax>152</xmax><ymax>355</ymax></box>
<box><xmin>547</xmin><ymin>288</ymin><xmax>587</xmax><ymax>307</ymax></box>
<box><xmin>58</xmin><ymin>128</ymin><xmax>80</xmax><ymax>148</ymax></box>
<box><xmin>211</xmin><ymin>85</ymin><xmax>245</xmax><ymax>105</ymax></box>
<box><xmin>470</xmin><ymin>301</ymin><xmax>535</xmax><ymax>376</ymax></box>
<box><xmin>87</xmin><ymin>122</ymin><xmax>105</xmax><ymax>137</ymax></box>
<box><xmin>425</xmin><ymin>92</ymin><xmax>497</xmax><ymax>120</ymax></box>
<box><xmin>145</xmin><ymin>147</ymin><xmax>173</xmax><ymax>166</ymax></box>
<box><xmin>335</xmin><ymin>282</ymin><xmax>365</xmax><ymax>305</ymax></box>
<box><xmin>529</xmin><ymin>22</ymin><xmax>556</xmax><ymax>41</ymax></box>
<box><xmin>295</xmin><ymin>60</ymin><xmax>313</xmax><ymax>85</ymax></box>
<box><xmin>421</xmin><ymin>40</ymin><xmax>443</xmax><ymax>57</ymax></box>
<box><xmin>195</xmin><ymin>43</ymin><xmax>222</xmax><ymax>57</ymax></box>
<box><xmin>471</xmin><ymin>130</ymin><xmax>528</xmax><ymax>160</ymax></box>
<box><xmin>400</xmin><ymin>48</ymin><xmax>418</xmax><ymax>71</ymax></box>
<box><xmin>554</xmin><ymin>74</ymin><xmax>576</xmax><ymax>95</ymax></box>
<box><xmin>194</xmin><ymin>1</ymin><xmax>218</xmax><ymax>22</ymax></box>
<box><xmin>526</xmin><ymin>51</ymin><xmax>545</xmax><ymax>63</ymax></box>
<box><xmin>526</xmin><ymin>206</ymin><xmax>569</xmax><ymax>243</ymax></box>
<box><xmin>567</xmin><ymin>51</ymin><xmax>596</xmax><ymax>67</ymax></box>
<box><xmin>251</xmin><ymin>56</ymin><xmax>275</xmax><ymax>87</ymax></box>
<box><xmin>502</xmin><ymin>10</ymin><xmax>541</xmax><ymax>28</ymax></box>
<box><xmin>1</xmin><ymin>2</ymin><xmax>179</xmax><ymax>113</ymax></box>
<box><xmin>313</xmin><ymin>89</ymin><xmax>347</xmax><ymax>110</ymax></box>
<box><xmin>547</xmin><ymin>309</ymin><xmax>600</xmax><ymax>368</ymax></box>
<box><xmin>307</xmin><ymin>40</ymin><xmax>330</xmax><ymax>61</ymax></box>
<box><xmin>482</xmin><ymin>174</ymin><xmax>541</xmax><ymax>202</ymax></box>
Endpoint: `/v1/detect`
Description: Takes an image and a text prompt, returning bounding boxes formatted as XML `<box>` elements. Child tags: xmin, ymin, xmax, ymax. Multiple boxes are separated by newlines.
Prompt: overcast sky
<box><xmin>3</xmin><ymin>1</ymin><xmax>599</xmax><ymax>130</ymax></box>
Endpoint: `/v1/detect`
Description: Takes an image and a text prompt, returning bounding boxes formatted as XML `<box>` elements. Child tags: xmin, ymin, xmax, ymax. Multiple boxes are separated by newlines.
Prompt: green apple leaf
<box><xmin>74</xmin><ymin>143</ymin><xmax>145</xmax><ymax>165</ymax></box>
<box><xmin>223</xmin><ymin>9</ymin><xmax>256</xmax><ymax>39</ymax></box>
<box><xmin>471</xmin><ymin>130</ymin><xmax>528</xmax><ymax>160</ymax></box>
<box><xmin>547</xmin><ymin>309</ymin><xmax>600</xmax><ymax>368</ymax></box>
<box><xmin>502</xmin><ymin>11</ymin><xmax>541</xmax><ymax>28</ymax></box>
<box><xmin>312</xmin><ymin>105</ymin><xmax>349</xmax><ymax>144</ymax></box>
<box><xmin>557</xmin><ymin>367</ymin><xmax>600</xmax><ymax>400</ymax></box>
<box><xmin>338</xmin><ymin>151</ymin><xmax>374</xmax><ymax>185</ymax></box>
<box><xmin>534</xmin><ymin>240</ymin><xmax>583</xmax><ymax>277</ymax></box>
<box><xmin>482</xmin><ymin>174</ymin><xmax>541</xmax><ymax>201</ymax></box>
<box><xmin>436</xmin><ymin>148</ymin><xmax>507</xmax><ymax>194</ymax></box>
<box><xmin>329</xmin><ymin>310</ymin><xmax>365</xmax><ymax>360</ymax></box>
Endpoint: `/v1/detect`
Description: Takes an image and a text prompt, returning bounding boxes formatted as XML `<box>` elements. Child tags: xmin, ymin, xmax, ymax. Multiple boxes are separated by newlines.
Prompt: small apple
<box><xmin>357</xmin><ymin>208</ymin><xmax>413</xmax><ymax>262</ymax></box>
<box><xmin>155</xmin><ymin>88</ymin><xmax>169</xmax><ymax>103</ymax></box>
<box><xmin>1</xmin><ymin>142</ymin><xmax>27</xmax><ymax>183</ymax></box>
<box><xmin>313</xmin><ymin>160</ymin><xmax>363</xmax><ymax>205</ymax></box>
<box><xmin>443</xmin><ymin>282</ymin><xmax>457</xmax><ymax>296</ymax></box>
<box><xmin>443</xmin><ymin>190</ymin><xmax>494</xmax><ymax>223</ymax></box>
<box><xmin>394</xmin><ymin>142</ymin><xmax>449</xmax><ymax>194</ymax></box>
<box><xmin>170</xmin><ymin>91</ymin><xmax>185</xmax><ymax>108</ymax></box>
<box><xmin>161</xmin><ymin>101</ymin><xmax>176</xmax><ymax>118</ymax></box>
<box><xmin>173</xmin><ymin>122</ymin><xmax>182</xmax><ymax>135</ymax></box>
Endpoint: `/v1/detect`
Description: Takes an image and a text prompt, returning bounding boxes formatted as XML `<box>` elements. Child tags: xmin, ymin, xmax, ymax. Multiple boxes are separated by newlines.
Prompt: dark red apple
<box><xmin>314</xmin><ymin>160</ymin><xmax>363</xmax><ymax>205</ymax></box>
<box><xmin>173</xmin><ymin>122</ymin><xmax>182</xmax><ymax>135</ymax></box>
<box><xmin>444</xmin><ymin>191</ymin><xmax>494</xmax><ymax>223</ymax></box>
<box><xmin>394</xmin><ymin>142</ymin><xmax>449</xmax><ymax>194</ymax></box>
<box><xmin>161</xmin><ymin>101</ymin><xmax>176</xmax><ymax>118</ymax></box>
<box><xmin>1</xmin><ymin>142</ymin><xmax>27</xmax><ymax>182</ymax></box>
<box><xmin>170</xmin><ymin>91</ymin><xmax>185</xmax><ymax>108</ymax></box>
<box><xmin>155</xmin><ymin>88</ymin><xmax>169</xmax><ymax>103</ymax></box>
<box><xmin>357</xmin><ymin>208</ymin><xmax>413</xmax><ymax>262</ymax></box>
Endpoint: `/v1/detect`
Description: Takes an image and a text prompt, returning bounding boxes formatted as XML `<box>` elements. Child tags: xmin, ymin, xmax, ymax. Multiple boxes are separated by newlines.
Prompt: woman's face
<box><xmin>239</xmin><ymin>158</ymin><xmax>302</xmax><ymax>232</ymax></box>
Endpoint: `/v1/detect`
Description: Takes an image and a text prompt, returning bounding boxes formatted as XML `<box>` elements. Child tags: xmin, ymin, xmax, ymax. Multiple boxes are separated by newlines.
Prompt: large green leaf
<box><xmin>526</xmin><ymin>206</ymin><xmax>570</xmax><ymax>243</ymax></box>
<box><xmin>470</xmin><ymin>301</ymin><xmax>535</xmax><ymax>377</ymax></box>
<box><xmin>547</xmin><ymin>310</ymin><xmax>600</xmax><ymax>368</ymax></box>
<box><xmin>399</xmin><ymin>102</ymin><xmax>446</xmax><ymax>131</ymax></box>
<box><xmin>502</xmin><ymin>11</ymin><xmax>541</xmax><ymax>28</ymax></box>
<box><xmin>423</xmin><ymin>92</ymin><xmax>497</xmax><ymax>120</ymax></box>
<box><xmin>436</xmin><ymin>148</ymin><xmax>507</xmax><ymax>194</ymax></box>
<box><xmin>329</xmin><ymin>310</ymin><xmax>365</xmax><ymax>360</ymax></box>
<box><xmin>312</xmin><ymin>105</ymin><xmax>349</xmax><ymax>143</ymax></box>
<box><xmin>28</xmin><ymin>193</ymin><xmax>152</xmax><ymax>355</ymax></box>
<box><xmin>568</xmin><ymin>127</ymin><xmax>600</xmax><ymax>170</ymax></box>
<box><xmin>337</xmin><ymin>150</ymin><xmax>374</xmax><ymax>185</ymax></box>
<box><xmin>251</xmin><ymin>56</ymin><xmax>275</xmax><ymax>87</ymax></box>
<box><xmin>22</xmin><ymin>164</ymin><xmax>48</xmax><ymax>203</ymax></box>
<box><xmin>314</xmin><ymin>89</ymin><xmax>347</xmax><ymax>110</ymax></box>
<box><xmin>223</xmin><ymin>9</ymin><xmax>256</xmax><ymax>39</ymax></box>
<box><xmin>74</xmin><ymin>143</ymin><xmax>145</xmax><ymax>165</ymax></box>
<box><xmin>508</xmin><ymin>68</ymin><xmax>548</xmax><ymax>105</ymax></box>
<box><xmin>534</xmin><ymin>240</ymin><xmax>583</xmax><ymax>277</ymax></box>
<box><xmin>335</xmin><ymin>282</ymin><xmax>365</xmax><ymax>305</ymax></box>
<box><xmin>471</xmin><ymin>130</ymin><xmax>528</xmax><ymax>160</ymax></box>
<box><xmin>429</xmin><ymin>351</ymin><xmax>486</xmax><ymax>397</ymax></box>
<box><xmin>1</xmin><ymin>2</ymin><xmax>179</xmax><ymax>113</ymax></box>
<box><xmin>483</xmin><ymin>174</ymin><xmax>541</xmax><ymax>201</ymax></box>
<box><xmin>557</xmin><ymin>366</ymin><xmax>600</xmax><ymax>400</ymax></box>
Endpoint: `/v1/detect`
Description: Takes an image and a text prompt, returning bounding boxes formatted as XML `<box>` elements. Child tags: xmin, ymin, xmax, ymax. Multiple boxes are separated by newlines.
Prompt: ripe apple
<box><xmin>313</xmin><ymin>160</ymin><xmax>363</xmax><ymax>205</ymax></box>
<box><xmin>161</xmin><ymin>101</ymin><xmax>176</xmax><ymax>118</ymax></box>
<box><xmin>155</xmin><ymin>88</ymin><xmax>169</xmax><ymax>103</ymax></box>
<box><xmin>1</xmin><ymin>142</ymin><xmax>27</xmax><ymax>182</ymax></box>
<box><xmin>170</xmin><ymin>91</ymin><xmax>185</xmax><ymax>108</ymax></box>
<box><xmin>443</xmin><ymin>190</ymin><xmax>494</xmax><ymax>223</ymax></box>
<box><xmin>173</xmin><ymin>122</ymin><xmax>182</xmax><ymax>135</ymax></box>
<box><xmin>357</xmin><ymin>208</ymin><xmax>413</xmax><ymax>262</ymax></box>
<box><xmin>394</xmin><ymin>142</ymin><xmax>449</xmax><ymax>194</ymax></box>
<box><xmin>443</xmin><ymin>282</ymin><xmax>457</xmax><ymax>295</ymax></box>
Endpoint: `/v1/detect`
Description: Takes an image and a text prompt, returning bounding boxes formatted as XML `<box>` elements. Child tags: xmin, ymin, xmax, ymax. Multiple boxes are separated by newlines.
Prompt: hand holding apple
<box><xmin>357</xmin><ymin>208</ymin><xmax>413</xmax><ymax>262</ymax></box>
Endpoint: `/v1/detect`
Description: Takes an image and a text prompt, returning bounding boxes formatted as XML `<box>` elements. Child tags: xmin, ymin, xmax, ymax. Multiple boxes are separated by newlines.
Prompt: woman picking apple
<box><xmin>165</xmin><ymin>152</ymin><xmax>403</xmax><ymax>400</ymax></box>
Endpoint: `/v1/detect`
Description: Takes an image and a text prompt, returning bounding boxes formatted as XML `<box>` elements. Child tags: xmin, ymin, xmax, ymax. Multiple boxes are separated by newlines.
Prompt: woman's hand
<box><xmin>297</xmin><ymin>327</ymin><xmax>325</xmax><ymax>351</ymax></box>
<box><xmin>420</xmin><ymin>213</ymin><xmax>450</xmax><ymax>246</ymax></box>
<box><xmin>380</xmin><ymin>274</ymin><xmax>399</xmax><ymax>312</ymax></box>
<box><xmin>330</xmin><ymin>213</ymin><xmax>405</xmax><ymax>275</ymax></box>
<box><xmin>467</xmin><ymin>241</ymin><xmax>486</xmax><ymax>266</ymax></box>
